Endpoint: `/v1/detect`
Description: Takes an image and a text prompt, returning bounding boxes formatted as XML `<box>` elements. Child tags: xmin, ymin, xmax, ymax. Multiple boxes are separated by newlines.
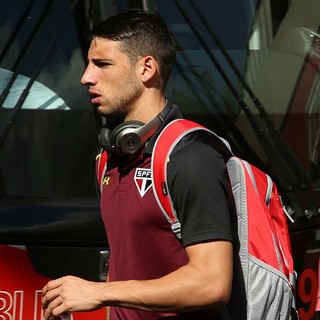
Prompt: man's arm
<box><xmin>42</xmin><ymin>240</ymin><xmax>232</xmax><ymax>318</ymax></box>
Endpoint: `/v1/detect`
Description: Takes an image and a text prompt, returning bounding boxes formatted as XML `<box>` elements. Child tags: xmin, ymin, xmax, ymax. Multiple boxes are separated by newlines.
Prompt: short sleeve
<box><xmin>167</xmin><ymin>132</ymin><xmax>233</xmax><ymax>247</ymax></box>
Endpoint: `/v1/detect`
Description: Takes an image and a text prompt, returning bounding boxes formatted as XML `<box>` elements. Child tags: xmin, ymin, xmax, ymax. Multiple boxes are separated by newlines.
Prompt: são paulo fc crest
<box><xmin>134</xmin><ymin>168</ymin><xmax>152</xmax><ymax>197</ymax></box>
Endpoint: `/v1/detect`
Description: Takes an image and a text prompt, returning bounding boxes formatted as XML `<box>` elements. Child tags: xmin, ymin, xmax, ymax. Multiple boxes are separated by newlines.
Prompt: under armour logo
<box><xmin>103</xmin><ymin>175</ymin><xmax>110</xmax><ymax>185</ymax></box>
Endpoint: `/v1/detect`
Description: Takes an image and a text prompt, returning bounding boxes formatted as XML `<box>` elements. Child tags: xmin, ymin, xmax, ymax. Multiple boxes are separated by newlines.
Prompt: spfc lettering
<box><xmin>134</xmin><ymin>168</ymin><xmax>152</xmax><ymax>197</ymax></box>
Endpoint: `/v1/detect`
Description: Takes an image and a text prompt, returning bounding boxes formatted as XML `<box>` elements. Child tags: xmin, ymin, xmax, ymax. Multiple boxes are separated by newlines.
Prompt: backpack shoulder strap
<box><xmin>95</xmin><ymin>148</ymin><xmax>108</xmax><ymax>196</ymax></box>
<box><xmin>151</xmin><ymin>119</ymin><xmax>231</xmax><ymax>239</ymax></box>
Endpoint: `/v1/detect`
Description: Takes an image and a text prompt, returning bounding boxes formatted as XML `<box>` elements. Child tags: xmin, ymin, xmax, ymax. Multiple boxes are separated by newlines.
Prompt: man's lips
<box><xmin>89</xmin><ymin>90</ymin><xmax>101</xmax><ymax>104</ymax></box>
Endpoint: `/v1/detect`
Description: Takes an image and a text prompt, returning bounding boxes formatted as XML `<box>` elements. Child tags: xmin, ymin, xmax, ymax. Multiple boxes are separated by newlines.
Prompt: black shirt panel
<box><xmin>167</xmin><ymin>131</ymin><xmax>233</xmax><ymax>247</ymax></box>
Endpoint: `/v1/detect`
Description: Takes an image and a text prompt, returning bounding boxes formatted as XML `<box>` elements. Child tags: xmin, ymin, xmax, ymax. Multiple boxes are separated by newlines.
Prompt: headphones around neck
<box><xmin>99</xmin><ymin>105</ymin><xmax>170</xmax><ymax>156</ymax></box>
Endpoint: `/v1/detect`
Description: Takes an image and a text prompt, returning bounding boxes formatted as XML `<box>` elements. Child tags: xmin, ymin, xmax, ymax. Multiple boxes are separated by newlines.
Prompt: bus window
<box><xmin>0</xmin><ymin>0</ymin><xmax>99</xmax><ymax>198</ymax></box>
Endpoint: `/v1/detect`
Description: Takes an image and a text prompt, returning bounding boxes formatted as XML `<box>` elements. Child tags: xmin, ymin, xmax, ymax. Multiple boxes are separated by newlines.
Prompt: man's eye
<box><xmin>96</xmin><ymin>61</ymin><xmax>111</xmax><ymax>68</ymax></box>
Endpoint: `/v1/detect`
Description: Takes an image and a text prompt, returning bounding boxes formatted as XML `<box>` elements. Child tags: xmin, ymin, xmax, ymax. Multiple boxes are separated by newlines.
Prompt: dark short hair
<box><xmin>91</xmin><ymin>9</ymin><xmax>176</xmax><ymax>91</ymax></box>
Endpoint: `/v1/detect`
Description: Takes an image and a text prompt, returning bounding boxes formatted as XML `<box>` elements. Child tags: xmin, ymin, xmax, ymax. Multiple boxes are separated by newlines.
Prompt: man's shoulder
<box><xmin>170</xmin><ymin>130</ymin><xmax>219</xmax><ymax>157</ymax></box>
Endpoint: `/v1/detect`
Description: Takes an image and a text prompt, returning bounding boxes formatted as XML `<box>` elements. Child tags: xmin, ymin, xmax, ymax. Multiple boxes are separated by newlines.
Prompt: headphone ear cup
<box><xmin>110</xmin><ymin>121</ymin><xmax>144</xmax><ymax>155</ymax></box>
<box><xmin>99</xmin><ymin>105</ymin><xmax>168</xmax><ymax>156</ymax></box>
<box><xmin>99</xmin><ymin>126</ymin><xmax>114</xmax><ymax>153</ymax></box>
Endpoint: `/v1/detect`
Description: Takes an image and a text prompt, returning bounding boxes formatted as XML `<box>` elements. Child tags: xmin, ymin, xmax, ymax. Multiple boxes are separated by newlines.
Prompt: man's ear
<box><xmin>140</xmin><ymin>56</ymin><xmax>158</xmax><ymax>83</ymax></box>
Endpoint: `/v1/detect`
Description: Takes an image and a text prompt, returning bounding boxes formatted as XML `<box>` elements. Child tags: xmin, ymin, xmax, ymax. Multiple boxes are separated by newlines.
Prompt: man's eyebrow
<box><xmin>90</xmin><ymin>58</ymin><xmax>112</xmax><ymax>63</ymax></box>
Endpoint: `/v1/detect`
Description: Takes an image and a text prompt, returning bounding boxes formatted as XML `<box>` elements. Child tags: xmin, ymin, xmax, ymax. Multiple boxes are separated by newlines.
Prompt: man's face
<box><xmin>81</xmin><ymin>37</ymin><xmax>143</xmax><ymax>117</ymax></box>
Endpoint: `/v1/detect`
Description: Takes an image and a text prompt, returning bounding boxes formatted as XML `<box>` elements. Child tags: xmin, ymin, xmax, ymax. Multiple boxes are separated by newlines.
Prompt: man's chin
<box><xmin>96</xmin><ymin>105</ymin><xmax>110</xmax><ymax>117</ymax></box>
<box><xmin>96</xmin><ymin>105</ymin><xmax>126</xmax><ymax>120</ymax></box>
<box><xmin>96</xmin><ymin>105</ymin><xmax>105</xmax><ymax>115</ymax></box>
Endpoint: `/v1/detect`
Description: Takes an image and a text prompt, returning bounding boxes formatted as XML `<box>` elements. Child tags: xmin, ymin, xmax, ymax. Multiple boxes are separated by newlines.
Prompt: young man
<box><xmin>42</xmin><ymin>9</ymin><xmax>233</xmax><ymax>320</ymax></box>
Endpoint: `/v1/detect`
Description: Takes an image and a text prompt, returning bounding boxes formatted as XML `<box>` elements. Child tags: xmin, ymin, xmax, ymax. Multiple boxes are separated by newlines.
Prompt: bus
<box><xmin>0</xmin><ymin>0</ymin><xmax>319</xmax><ymax>319</ymax></box>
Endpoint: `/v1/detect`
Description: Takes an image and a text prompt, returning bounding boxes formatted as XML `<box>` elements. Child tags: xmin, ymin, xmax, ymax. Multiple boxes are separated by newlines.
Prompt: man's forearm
<box><xmin>99</xmin><ymin>261</ymin><xmax>231</xmax><ymax>313</ymax></box>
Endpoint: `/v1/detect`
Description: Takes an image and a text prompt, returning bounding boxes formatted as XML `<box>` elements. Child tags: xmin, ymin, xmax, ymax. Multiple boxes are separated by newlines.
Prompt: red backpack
<box><xmin>96</xmin><ymin>118</ymin><xmax>299</xmax><ymax>319</ymax></box>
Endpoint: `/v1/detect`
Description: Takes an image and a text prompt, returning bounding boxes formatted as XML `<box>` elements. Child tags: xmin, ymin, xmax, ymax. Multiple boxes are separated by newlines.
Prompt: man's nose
<box><xmin>81</xmin><ymin>67</ymin><xmax>94</xmax><ymax>86</ymax></box>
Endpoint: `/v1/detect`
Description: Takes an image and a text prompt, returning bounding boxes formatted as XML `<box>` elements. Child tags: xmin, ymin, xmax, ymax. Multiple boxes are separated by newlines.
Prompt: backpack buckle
<box><xmin>171</xmin><ymin>222</ymin><xmax>181</xmax><ymax>239</ymax></box>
